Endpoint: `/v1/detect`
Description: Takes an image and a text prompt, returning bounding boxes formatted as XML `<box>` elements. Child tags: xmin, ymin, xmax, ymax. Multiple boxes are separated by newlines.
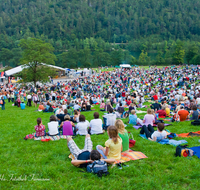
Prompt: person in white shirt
<box><xmin>103</xmin><ymin>108</ymin><xmax>116</xmax><ymax>130</ymax></box>
<box><xmin>89</xmin><ymin>112</ymin><xmax>103</xmax><ymax>135</ymax></box>
<box><xmin>76</xmin><ymin>115</ymin><xmax>90</xmax><ymax>135</ymax></box>
<box><xmin>48</xmin><ymin>115</ymin><xmax>59</xmax><ymax>135</ymax></box>
<box><xmin>55</xmin><ymin>105</ymin><xmax>64</xmax><ymax>115</ymax></box>
<box><xmin>27</xmin><ymin>94</ymin><xmax>32</xmax><ymax>107</ymax></box>
<box><xmin>73</xmin><ymin>101</ymin><xmax>81</xmax><ymax>110</ymax></box>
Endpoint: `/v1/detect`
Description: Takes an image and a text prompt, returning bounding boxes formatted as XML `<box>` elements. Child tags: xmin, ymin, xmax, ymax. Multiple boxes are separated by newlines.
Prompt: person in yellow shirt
<box><xmin>96</xmin><ymin>126</ymin><xmax>122</xmax><ymax>159</ymax></box>
<box><xmin>166</xmin><ymin>105</ymin><xmax>170</xmax><ymax>117</ymax></box>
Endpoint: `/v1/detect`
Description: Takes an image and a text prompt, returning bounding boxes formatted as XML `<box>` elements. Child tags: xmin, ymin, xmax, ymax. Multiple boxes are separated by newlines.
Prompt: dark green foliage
<box><xmin>1</xmin><ymin>0</ymin><xmax>200</xmax><ymax>67</ymax></box>
<box><xmin>19</xmin><ymin>38</ymin><xmax>57</xmax><ymax>86</ymax></box>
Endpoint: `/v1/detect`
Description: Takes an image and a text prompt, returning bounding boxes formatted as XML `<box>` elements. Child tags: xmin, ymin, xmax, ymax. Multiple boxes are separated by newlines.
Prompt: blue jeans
<box><xmin>1</xmin><ymin>104</ymin><xmax>5</xmax><ymax>110</ymax></box>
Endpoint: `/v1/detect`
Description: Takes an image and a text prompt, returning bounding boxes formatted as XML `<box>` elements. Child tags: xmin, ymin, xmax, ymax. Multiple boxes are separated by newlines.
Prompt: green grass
<box><xmin>1</xmin><ymin>101</ymin><xmax>200</xmax><ymax>189</ymax></box>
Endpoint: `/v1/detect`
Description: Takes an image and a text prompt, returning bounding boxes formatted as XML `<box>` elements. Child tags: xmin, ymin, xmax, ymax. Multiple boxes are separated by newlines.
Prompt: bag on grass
<box><xmin>128</xmin><ymin>132</ymin><xmax>136</xmax><ymax>148</ymax></box>
<box><xmin>86</xmin><ymin>160</ymin><xmax>109</xmax><ymax>177</ymax></box>
<box><xmin>175</xmin><ymin>145</ymin><xmax>194</xmax><ymax>157</ymax></box>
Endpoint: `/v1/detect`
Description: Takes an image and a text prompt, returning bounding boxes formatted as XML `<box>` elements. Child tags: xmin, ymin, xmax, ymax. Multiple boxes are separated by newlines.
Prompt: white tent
<box><xmin>119</xmin><ymin>64</ymin><xmax>131</xmax><ymax>68</ymax></box>
<box><xmin>5</xmin><ymin>63</ymin><xmax>65</xmax><ymax>76</ymax></box>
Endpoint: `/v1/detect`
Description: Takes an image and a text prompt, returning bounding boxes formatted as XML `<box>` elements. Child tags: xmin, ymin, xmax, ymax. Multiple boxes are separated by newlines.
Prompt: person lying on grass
<box><xmin>67</xmin><ymin>135</ymin><xmax>115</xmax><ymax>167</ymax></box>
<box><xmin>96</xmin><ymin>125</ymin><xmax>122</xmax><ymax>159</ymax></box>
<box><xmin>140</xmin><ymin>123</ymin><xmax>167</xmax><ymax>142</ymax></box>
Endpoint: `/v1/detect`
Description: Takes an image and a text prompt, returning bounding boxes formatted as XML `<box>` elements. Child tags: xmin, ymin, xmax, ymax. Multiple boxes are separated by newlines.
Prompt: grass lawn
<box><xmin>1</xmin><ymin>101</ymin><xmax>200</xmax><ymax>189</ymax></box>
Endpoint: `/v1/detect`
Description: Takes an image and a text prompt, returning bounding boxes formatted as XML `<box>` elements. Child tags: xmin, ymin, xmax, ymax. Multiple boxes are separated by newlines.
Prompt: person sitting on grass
<box><xmin>47</xmin><ymin>115</ymin><xmax>59</xmax><ymax>136</ymax></box>
<box><xmin>150</xmin><ymin>100</ymin><xmax>161</xmax><ymax>111</ymax></box>
<box><xmin>96</xmin><ymin>125</ymin><xmax>122</xmax><ymax>159</ymax></box>
<box><xmin>57</xmin><ymin>109</ymin><xmax>69</xmax><ymax>125</ymax></box>
<box><xmin>76</xmin><ymin>115</ymin><xmax>90</xmax><ymax>135</ymax></box>
<box><xmin>141</xmin><ymin>123</ymin><xmax>167</xmax><ymax>142</ymax></box>
<box><xmin>100</xmin><ymin>100</ymin><xmax>105</xmax><ymax>111</ymax></box>
<box><xmin>102</xmin><ymin>108</ymin><xmax>116</xmax><ymax>130</ymax></box>
<box><xmin>59</xmin><ymin>115</ymin><xmax>76</xmax><ymax>136</ymax></box>
<box><xmin>137</xmin><ymin>108</ymin><xmax>155</xmax><ymax>127</ymax></box>
<box><xmin>67</xmin><ymin>106</ymin><xmax>73</xmax><ymax>116</ymax></box>
<box><xmin>34</xmin><ymin>118</ymin><xmax>46</xmax><ymax>137</ymax></box>
<box><xmin>165</xmin><ymin>105</ymin><xmax>170</xmax><ymax>117</ymax></box>
<box><xmin>38</xmin><ymin>102</ymin><xmax>45</xmax><ymax>112</ymax></box>
<box><xmin>177</xmin><ymin>106</ymin><xmax>189</xmax><ymax>121</ymax></box>
<box><xmin>156</xmin><ymin>106</ymin><xmax>167</xmax><ymax>117</ymax></box>
<box><xmin>73</xmin><ymin>109</ymin><xmax>80</xmax><ymax>123</ymax></box>
<box><xmin>88</xmin><ymin>112</ymin><xmax>103</xmax><ymax>135</ymax></box>
<box><xmin>67</xmin><ymin>134</ymin><xmax>115</xmax><ymax>168</ymax></box>
<box><xmin>129</xmin><ymin>110</ymin><xmax>138</xmax><ymax>125</ymax></box>
<box><xmin>188</xmin><ymin>105</ymin><xmax>199</xmax><ymax>120</ymax></box>
<box><xmin>117</xmin><ymin>103</ymin><xmax>125</xmax><ymax>118</ymax></box>
<box><xmin>81</xmin><ymin>100</ymin><xmax>87</xmax><ymax>111</ymax></box>
<box><xmin>115</xmin><ymin>120</ymin><xmax>129</xmax><ymax>152</ymax></box>
<box><xmin>129</xmin><ymin>103</ymin><xmax>136</xmax><ymax>113</ymax></box>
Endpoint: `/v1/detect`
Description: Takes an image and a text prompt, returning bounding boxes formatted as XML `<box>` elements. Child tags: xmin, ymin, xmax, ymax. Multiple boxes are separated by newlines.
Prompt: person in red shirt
<box><xmin>34</xmin><ymin>118</ymin><xmax>46</xmax><ymax>137</ymax></box>
<box><xmin>156</xmin><ymin>107</ymin><xmax>167</xmax><ymax>117</ymax></box>
<box><xmin>122</xmin><ymin>91</ymin><xmax>126</xmax><ymax>98</ymax></box>
<box><xmin>153</xmin><ymin>94</ymin><xmax>158</xmax><ymax>101</ymax></box>
<box><xmin>177</xmin><ymin>106</ymin><xmax>189</xmax><ymax>121</ymax></box>
<box><xmin>126</xmin><ymin>99</ymin><xmax>132</xmax><ymax>106</ymax></box>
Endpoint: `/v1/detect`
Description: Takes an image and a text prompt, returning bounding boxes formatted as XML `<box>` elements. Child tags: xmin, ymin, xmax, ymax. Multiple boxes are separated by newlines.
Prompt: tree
<box><xmin>93</xmin><ymin>49</ymin><xmax>111</xmax><ymax>67</ymax></box>
<box><xmin>110</xmin><ymin>49</ymin><xmax>123</xmax><ymax>66</ymax></box>
<box><xmin>78</xmin><ymin>48</ymin><xmax>91</xmax><ymax>68</ymax></box>
<box><xmin>185</xmin><ymin>45</ymin><xmax>199</xmax><ymax>64</ymax></box>
<box><xmin>0</xmin><ymin>48</ymin><xmax>13</xmax><ymax>66</ymax></box>
<box><xmin>19</xmin><ymin>38</ymin><xmax>56</xmax><ymax>87</ymax></box>
<box><xmin>191</xmin><ymin>54</ymin><xmax>200</xmax><ymax>65</ymax></box>
<box><xmin>155</xmin><ymin>50</ymin><xmax>164</xmax><ymax>65</ymax></box>
<box><xmin>172</xmin><ymin>41</ymin><xmax>185</xmax><ymax>65</ymax></box>
<box><xmin>139</xmin><ymin>50</ymin><xmax>149</xmax><ymax>64</ymax></box>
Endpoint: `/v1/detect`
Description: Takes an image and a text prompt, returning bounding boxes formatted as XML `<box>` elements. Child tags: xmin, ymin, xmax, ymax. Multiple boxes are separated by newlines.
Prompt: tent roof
<box><xmin>5</xmin><ymin>63</ymin><xmax>65</xmax><ymax>76</ymax></box>
<box><xmin>119</xmin><ymin>64</ymin><xmax>131</xmax><ymax>68</ymax></box>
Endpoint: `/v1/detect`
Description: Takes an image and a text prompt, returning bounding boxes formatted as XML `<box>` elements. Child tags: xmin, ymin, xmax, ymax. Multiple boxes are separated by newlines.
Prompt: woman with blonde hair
<box><xmin>115</xmin><ymin>120</ymin><xmax>129</xmax><ymax>152</ymax></box>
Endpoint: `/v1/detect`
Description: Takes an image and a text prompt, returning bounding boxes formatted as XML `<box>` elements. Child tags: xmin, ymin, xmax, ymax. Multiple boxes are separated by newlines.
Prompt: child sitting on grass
<box><xmin>35</xmin><ymin>118</ymin><xmax>46</xmax><ymax>137</ymax></box>
<box><xmin>115</xmin><ymin>120</ymin><xmax>129</xmax><ymax>152</ymax></box>
<box><xmin>96</xmin><ymin>125</ymin><xmax>122</xmax><ymax>160</ymax></box>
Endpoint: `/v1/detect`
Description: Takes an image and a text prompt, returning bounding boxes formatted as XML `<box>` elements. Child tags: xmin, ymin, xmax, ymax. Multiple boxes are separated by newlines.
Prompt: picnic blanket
<box><xmin>139</xmin><ymin>134</ymin><xmax>187</xmax><ymax>146</ymax></box>
<box><xmin>24</xmin><ymin>133</ymin><xmax>68</xmax><ymax>141</ymax></box>
<box><xmin>177</xmin><ymin>131</ymin><xmax>200</xmax><ymax>138</ymax></box>
<box><xmin>136</xmin><ymin>110</ymin><xmax>146</xmax><ymax>114</ymax></box>
<box><xmin>190</xmin><ymin>146</ymin><xmax>200</xmax><ymax>158</ymax></box>
<box><xmin>69</xmin><ymin>149</ymin><xmax>147</xmax><ymax>164</ymax></box>
<box><xmin>133</xmin><ymin>123</ymin><xmax>171</xmax><ymax>130</ymax></box>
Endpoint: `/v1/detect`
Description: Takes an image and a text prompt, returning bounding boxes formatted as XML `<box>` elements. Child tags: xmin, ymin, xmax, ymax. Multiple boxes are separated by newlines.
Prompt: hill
<box><xmin>1</xmin><ymin>0</ymin><xmax>200</xmax><ymax>67</ymax></box>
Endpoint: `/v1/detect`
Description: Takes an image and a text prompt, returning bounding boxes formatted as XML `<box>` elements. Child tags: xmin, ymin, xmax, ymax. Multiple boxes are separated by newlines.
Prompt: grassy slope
<box><xmin>1</xmin><ymin>101</ymin><xmax>200</xmax><ymax>190</ymax></box>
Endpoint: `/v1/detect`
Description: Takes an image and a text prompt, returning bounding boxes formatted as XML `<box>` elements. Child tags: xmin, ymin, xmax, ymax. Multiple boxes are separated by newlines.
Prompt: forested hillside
<box><xmin>1</xmin><ymin>0</ymin><xmax>200</xmax><ymax>68</ymax></box>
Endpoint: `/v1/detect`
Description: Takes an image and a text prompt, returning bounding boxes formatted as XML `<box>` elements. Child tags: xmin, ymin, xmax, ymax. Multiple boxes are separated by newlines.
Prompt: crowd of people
<box><xmin>1</xmin><ymin>65</ymin><xmax>200</xmax><ymax>167</ymax></box>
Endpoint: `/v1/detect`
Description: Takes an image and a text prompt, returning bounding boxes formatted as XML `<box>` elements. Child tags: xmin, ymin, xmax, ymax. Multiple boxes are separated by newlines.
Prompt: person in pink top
<box><xmin>143</xmin><ymin>108</ymin><xmax>155</xmax><ymax>126</ymax></box>
<box><xmin>100</xmin><ymin>100</ymin><xmax>105</xmax><ymax>111</ymax></box>
<box><xmin>59</xmin><ymin>115</ymin><xmax>75</xmax><ymax>136</ymax></box>
<box><xmin>34</xmin><ymin>118</ymin><xmax>46</xmax><ymax>137</ymax></box>
<box><xmin>140</xmin><ymin>108</ymin><xmax>155</xmax><ymax>137</ymax></box>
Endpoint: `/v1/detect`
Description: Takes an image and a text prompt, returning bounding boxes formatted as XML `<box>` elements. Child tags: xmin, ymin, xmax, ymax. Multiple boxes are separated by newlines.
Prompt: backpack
<box><xmin>175</xmin><ymin>145</ymin><xmax>194</xmax><ymax>157</ymax></box>
<box><xmin>0</xmin><ymin>100</ymin><xmax>3</xmax><ymax>104</ymax></box>
<box><xmin>86</xmin><ymin>160</ymin><xmax>109</xmax><ymax>177</ymax></box>
<box><xmin>191</xmin><ymin>120</ymin><xmax>200</xmax><ymax>126</ymax></box>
